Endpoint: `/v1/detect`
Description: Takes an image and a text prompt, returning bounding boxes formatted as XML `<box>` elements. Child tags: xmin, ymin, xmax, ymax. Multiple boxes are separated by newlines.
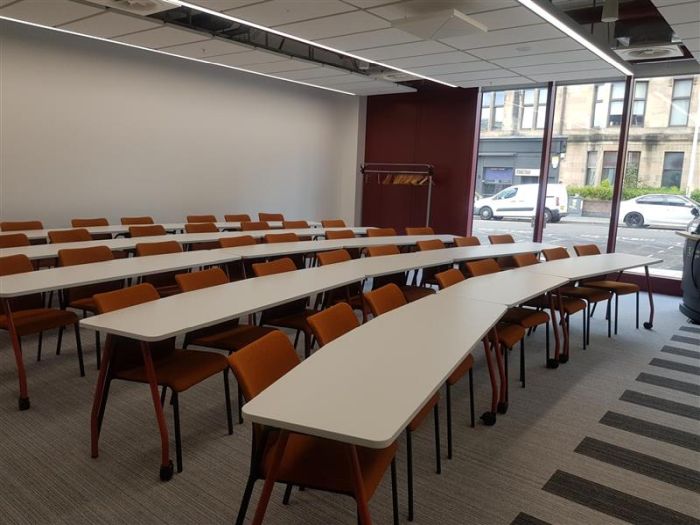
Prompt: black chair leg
<box><xmin>636</xmin><ymin>291</ymin><xmax>640</xmax><ymax>329</ymax></box>
<box><xmin>582</xmin><ymin>307</ymin><xmax>587</xmax><ymax>350</ymax></box>
<box><xmin>97</xmin><ymin>377</ymin><xmax>112</xmax><ymax>434</ymax></box>
<box><xmin>614</xmin><ymin>294</ymin><xmax>619</xmax><ymax>335</ymax></box>
<box><xmin>303</xmin><ymin>331</ymin><xmax>311</xmax><ymax>359</ymax></box>
<box><xmin>56</xmin><ymin>326</ymin><xmax>64</xmax><ymax>355</ymax></box>
<box><xmin>37</xmin><ymin>331</ymin><xmax>43</xmax><ymax>362</ymax></box>
<box><xmin>95</xmin><ymin>331</ymin><xmax>102</xmax><ymax>369</ymax></box>
<box><xmin>235</xmin><ymin>476</ymin><xmax>257</xmax><ymax>525</ymax></box>
<box><xmin>606</xmin><ymin>300</ymin><xmax>612</xmax><ymax>338</ymax></box>
<box><xmin>519</xmin><ymin>338</ymin><xmax>525</xmax><ymax>388</ymax></box>
<box><xmin>172</xmin><ymin>392</ymin><xmax>183</xmax><ymax>473</ymax></box>
<box><xmin>406</xmin><ymin>429</ymin><xmax>414</xmax><ymax>522</ymax></box>
<box><xmin>160</xmin><ymin>386</ymin><xmax>167</xmax><ymax>407</ymax></box>
<box><xmin>446</xmin><ymin>383</ymin><xmax>453</xmax><ymax>460</ymax></box>
<box><xmin>223</xmin><ymin>370</ymin><xmax>233</xmax><ymax>435</ymax></box>
<box><xmin>237</xmin><ymin>383</ymin><xmax>244</xmax><ymax>424</ymax></box>
<box><xmin>587</xmin><ymin>303</ymin><xmax>592</xmax><ymax>345</ymax></box>
<box><xmin>282</xmin><ymin>483</ymin><xmax>293</xmax><ymax>505</ymax></box>
<box><xmin>391</xmin><ymin>458</ymin><xmax>399</xmax><ymax>525</ymax></box>
<box><xmin>545</xmin><ymin>322</ymin><xmax>550</xmax><ymax>364</ymax></box>
<box><xmin>293</xmin><ymin>329</ymin><xmax>300</xmax><ymax>349</ymax></box>
<box><xmin>433</xmin><ymin>404</ymin><xmax>441</xmax><ymax>475</ymax></box>
<box><xmin>73</xmin><ymin>324</ymin><xmax>84</xmax><ymax>377</ymax></box>
<box><xmin>468</xmin><ymin>369</ymin><xmax>475</xmax><ymax>428</ymax></box>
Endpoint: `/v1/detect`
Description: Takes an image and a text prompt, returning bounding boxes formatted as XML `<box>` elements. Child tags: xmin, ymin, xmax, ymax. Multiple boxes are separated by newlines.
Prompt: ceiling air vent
<box><xmin>88</xmin><ymin>0</ymin><xmax>177</xmax><ymax>16</ymax></box>
<box><xmin>615</xmin><ymin>45</ymin><xmax>684</xmax><ymax>62</ymax></box>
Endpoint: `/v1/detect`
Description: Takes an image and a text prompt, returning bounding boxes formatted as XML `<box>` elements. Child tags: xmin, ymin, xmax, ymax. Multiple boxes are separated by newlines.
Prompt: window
<box><xmin>632</xmin><ymin>81</ymin><xmax>647</xmax><ymax>126</ymax></box>
<box><xmin>608</xmin><ymin>82</ymin><xmax>625</xmax><ymax>126</ymax></box>
<box><xmin>637</xmin><ymin>195</ymin><xmax>666</xmax><ymax>205</ymax></box>
<box><xmin>666</xmin><ymin>195</ymin><xmax>690</xmax><ymax>207</ymax></box>
<box><xmin>585</xmin><ymin>151</ymin><xmax>598</xmax><ymax>186</ymax></box>
<box><xmin>495</xmin><ymin>187</ymin><xmax>518</xmax><ymax>200</ymax></box>
<box><xmin>493</xmin><ymin>91</ymin><xmax>505</xmax><ymax>130</ymax></box>
<box><xmin>480</xmin><ymin>92</ymin><xmax>492</xmax><ymax>130</ymax></box>
<box><xmin>593</xmin><ymin>84</ymin><xmax>607</xmax><ymax>128</ymax></box>
<box><xmin>670</xmin><ymin>79</ymin><xmax>692</xmax><ymax>126</ymax></box>
<box><xmin>627</xmin><ymin>151</ymin><xmax>641</xmax><ymax>171</ymax></box>
<box><xmin>521</xmin><ymin>89</ymin><xmax>548</xmax><ymax>129</ymax></box>
<box><xmin>481</xmin><ymin>91</ymin><xmax>506</xmax><ymax>131</ymax></box>
<box><xmin>661</xmin><ymin>152</ymin><xmax>684</xmax><ymax>187</ymax></box>
<box><xmin>602</xmin><ymin>151</ymin><xmax>617</xmax><ymax>183</ymax></box>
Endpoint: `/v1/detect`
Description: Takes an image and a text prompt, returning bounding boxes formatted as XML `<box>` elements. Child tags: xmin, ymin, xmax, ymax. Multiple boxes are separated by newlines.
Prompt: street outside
<box><xmin>472</xmin><ymin>215</ymin><xmax>684</xmax><ymax>273</ymax></box>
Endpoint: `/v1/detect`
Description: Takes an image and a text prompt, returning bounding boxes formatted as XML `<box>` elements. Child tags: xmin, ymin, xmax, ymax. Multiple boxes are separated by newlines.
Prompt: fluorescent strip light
<box><xmin>0</xmin><ymin>15</ymin><xmax>356</xmax><ymax>96</ymax></box>
<box><xmin>170</xmin><ymin>0</ymin><xmax>458</xmax><ymax>88</ymax></box>
<box><xmin>516</xmin><ymin>0</ymin><xmax>633</xmax><ymax>76</ymax></box>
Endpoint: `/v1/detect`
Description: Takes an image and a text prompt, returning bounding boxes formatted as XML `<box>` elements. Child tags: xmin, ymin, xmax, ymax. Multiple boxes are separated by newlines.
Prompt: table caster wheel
<box><xmin>546</xmin><ymin>358</ymin><xmax>559</xmax><ymax>369</ymax></box>
<box><xmin>18</xmin><ymin>397</ymin><xmax>30</xmax><ymax>411</ymax></box>
<box><xmin>480</xmin><ymin>411</ymin><xmax>496</xmax><ymax>426</ymax></box>
<box><xmin>497</xmin><ymin>401</ymin><xmax>509</xmax><ymax>414</ymax></box>
<box><xmin>558</xmin><ymin>355</ymin><xmax>569</xmax><ymax>364</ymax></box>
<box><xmin>160</xmin><ymin>461</ymin><xmax>174</xmax><ymax>481</ymax></box>
<box><xmin>643</xmin><ymin>322</ymin><xmax>653</xmax><ymax>330</ymax></box>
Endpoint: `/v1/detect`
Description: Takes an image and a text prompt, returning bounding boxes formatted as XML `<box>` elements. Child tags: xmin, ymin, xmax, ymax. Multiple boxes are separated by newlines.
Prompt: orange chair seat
<box><xmin>153</xmin><ymin>284</ymin><xmax>182</xmax><ymax>298</ymax></box>
<box><xmin>584</xmin><ymin>280</ymin><xmax>639</xmax><ymax>295</ymax></box>
<box><xmin>401</xmin><ymin>286</ymin><xmax>435</xmax><ymax>303</ymax></box>
<box><xmin>190</xmin><ymin>325</ymin><xmax>277</xmax><ymax>352</ymax></box>
<box><xmin>0</xmin><ymin>308</ymin><xmax>78</xmax><ymax>336</ymax></box>
<box><xmin>503</xmin><ymin>307</ymin><xmax>549</xmax><ymax>328</ymax></box>
<box><xmin>265</xmin><ymin>310</ymin><xmax>317</xmax><ymax>332</ymax></box>
<box><xmin>408</xmin><ymin>392</ymin><xmax>439</xmax><ymax>432</ymax></box>
<box><xmin>447</xmin><ymin>354</ymin><xmax>474</xmax><ymax>386</ymax></box>
<box><xmin>262</xmin><ymin>433</ymin><xmax>398</xmax><ymax>498</ymax></box>
<box><xmin>489</xmin><ymin>322</ymin><xmax>526</xmax><ymax>348</ymax></box>
<box><xmin>68</xmin><ymin>297</ymin><xmax>99</xmax><ymax>313</ymax></box>
<box><xmin>117</xmin><ymin>350</ymin><xmax>228</xmax><ymax>392</ymax></box>
<box><xmin>559</xmin><ymin>286</ymin><xmax>611</xmax><ymax>303</ymax></box>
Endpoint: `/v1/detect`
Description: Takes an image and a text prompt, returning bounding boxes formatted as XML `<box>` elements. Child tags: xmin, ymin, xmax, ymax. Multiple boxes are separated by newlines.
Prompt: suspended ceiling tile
<box><xmin>528</xmin><ymin>67</ymin><xmax>622</xmax><ymax>82</ymax></box>
<box><xmin>470</xmin><ymin>37</ymin><xmax>582</xmax><ymax>60</ymax></box>
<box><xmin>512</xmin><ymin>59</ymin><xmax>610</xmax><ymax>75</ymax></box>
<box><xmin>59</xmin><ymin>11</ymin><xmax>162</xmax><ymax>38</ymax></box>
<box><xmin>276</xmin><ymin>65</ymin><xmax>350</xmax><ymax>80</ymax></box>
<box><xmin>275</xmin><ymin>11</ymin><xmax>389</xmax><ymax>40</ymax></box>
<box><xmin>317</xmin><ymin>28</ymin><xmax>419</xmax><ymax>51</ymax></box>
<box><xmin>244</xmin><ymin>58</ymin><xmax>319</xmax><ymax>74</ymax></box>
<box><xmin>213</xmin><ymin>49</ymin><xmax>288</xmax><ymax>66</ymax></box>
<box><xmin>196</xmin><ymin>0</ymin><xmax>267</xmax><ymax>10</ymax></box>
<box><xmin>440</xmin><ymin>23</ymin><xmax>564</xmax><ymax>50</ymax></box>
<box><xmin>492</xmin><ymin>49</ymin><xmax>595</xmax><ymax>68</ymax></box>
<box><xmin>159</xmin><ymin>38</ymin><xmax>251</xmax><ymax>58</ymax></box>
<box><xmin>350</xmin><ymin>85</ymin><xmax>416</xmax><ymax>95</ymax></box>
<box><xmin>435</xmin><ymin>68</ymin><xmax>520</xmax><ymax>82</ymax></box>
<box><xmin>0</xmin><ymin>0</ymin><xmax>103</xmax><ymax>27</ymax></box>
<box><xmin>656</xmin><ymin>1</ymin><xmax>700</xmax><ymax>24</ymax></box>
<box><xmin>672</xmin><ymin>20</ymin><xmax>700</xmax><ymax>39</ymax></box>
<box><xmin>0</xmin><ymin>0</ymin><xmax>17</xmax><ymax>6</ymax></box>
<box><xmin>226</xmin><ymin>0</ymin><xmax>354</xmax><ymax>27</ymax></box>
<box><xmin>455</xmin><ymin>76</ymin><xmax>533</xmax><ymax>88</ymax></box>
<box><xmin>651</xmin><ymin>0</ymin><xmax>698</xmax><ymax>6</ymax></box>
<box><xmin>684</xmin><ymin>37</ymin><xmax>700</xmax><ymax>52</ymax></box>
<box><xmin>468</xmin><ymin>6</ymin><xmax>546</xmax><ymax>30</ymax></box>
<box><xmin>358</xmin><ymin>40</ymin><xmax>454</xmax><ymax>61</ymax></box>
<box><xmin>388</xmin><ymin>50</ymin><xmax>476</xmax><ymax>68</ymax></box>
<box><xmin>342</xmin><ymin>0</ymin><xmax>398</xmax><ymax>7</ymax></box>
<box><xmin>115</xmin><ymin>26</ymin><xmax>209</xmax><ymax>49</ymax></box>
<box><xmin>410</xmin><ymin>60</ymin><xmax>500</xmax><ymax>75</ymax></box>
<box><xmin>369</xmin><ymin>0</ymin><xmax>517</xmax><ymax>22</ymax></box>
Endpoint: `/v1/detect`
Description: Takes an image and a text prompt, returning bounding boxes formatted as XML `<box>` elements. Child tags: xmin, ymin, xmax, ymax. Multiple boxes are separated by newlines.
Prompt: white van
<box><xmin>474</xmin><ymin>183</ymin><xmax>568</xmax><ymax>222</ymax></box>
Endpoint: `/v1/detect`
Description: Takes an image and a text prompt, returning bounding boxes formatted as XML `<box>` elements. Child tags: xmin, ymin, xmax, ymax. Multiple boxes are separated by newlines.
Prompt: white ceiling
<box><xmin>651</xmin><ymin>0</ymin><xmax>700</xmax><ymax>63</ymax></box>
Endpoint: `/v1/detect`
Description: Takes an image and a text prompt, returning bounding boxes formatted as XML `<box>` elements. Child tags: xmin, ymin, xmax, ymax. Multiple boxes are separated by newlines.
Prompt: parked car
<box><xmin>474</xmin><ymin>183</ymin><xmax>568</xmax><ymax>222</ymax></box>
<box><xmin>618</xmin><ymin>194</ymin><xmax>699</xmax><ymax>228</ymax></box>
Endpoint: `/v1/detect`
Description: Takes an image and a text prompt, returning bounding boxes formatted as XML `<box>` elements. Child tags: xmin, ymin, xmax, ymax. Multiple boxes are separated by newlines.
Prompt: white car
<box><xmin>619</xmin><ymin>194</ymin><xmax>699</xmax><ymax>228</ymax></box>
<box><xmin>474</xmin><ymin>183</ymin><xmax>568</xmax><ymax>222</ymax></box>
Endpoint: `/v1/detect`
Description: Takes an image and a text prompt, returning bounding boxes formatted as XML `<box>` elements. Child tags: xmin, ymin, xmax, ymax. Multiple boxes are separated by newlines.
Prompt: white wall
<box><xmin>0</xmin><ymin>21</ymin><xmax>364</xmax><ymax>228</ymax></box>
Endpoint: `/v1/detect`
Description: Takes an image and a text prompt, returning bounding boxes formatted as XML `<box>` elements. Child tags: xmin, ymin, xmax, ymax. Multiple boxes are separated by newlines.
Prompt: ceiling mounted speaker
<box><xmin>391</xmin><ymin>9</ymin><xmax>488</xmax><ymax>40</ymax></box>
<box><xmin>601</xmin><ymin>0</ymin><xmax>619</xmax><ymax>23</ymax></box>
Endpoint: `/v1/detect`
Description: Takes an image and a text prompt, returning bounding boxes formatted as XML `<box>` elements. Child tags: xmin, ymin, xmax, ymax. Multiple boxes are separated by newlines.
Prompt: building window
<box><xmin>521</xmin><ymin>89</ymin><xmax>548</xmax><ymax>129</ymax></box>
<box><xmin>493</xmin><ymin>91</ymin><xmax>505</xmax><ymax>130</ymax></box>
<box><xmin>481</xmin><ymin>92</ymin><xmax>492</xmax><ymax>130</ymax></box>
<box><xmin>662</xmin><ymin>152</ymin><xmax>684</xmax><ymax>187</ymax></box>
<box><xmin>593</xmin><ymin>84</ymin><xmax>606</xmax><ymax>128</ymax></box>
<box><xmin>670</xmin><ymin>79</ymin><xmax>692</xmax><ymax>126</ymax></box>
<box><xmin>632</xmin><ymin>81</ymin><xmax>647</xmax><ymax>126</ymax></box>
<box><xmin>608</xmin><ymin>82</ymin><xmax>625</xmax><ymax>126</ymax></box>
<box><xmin>481</xmin><ymin>91</ymin><xmax>506</xmax><ymax>131</ymax></box>
<box><xmin>602</xmin><ymin>151</ymin><xmax>617</xmax><ymax>183</ymax></box>
<box><xmin>585</xmin><ymin>151</ymin><xmax>598</xmax><ymax>186</ymax></box>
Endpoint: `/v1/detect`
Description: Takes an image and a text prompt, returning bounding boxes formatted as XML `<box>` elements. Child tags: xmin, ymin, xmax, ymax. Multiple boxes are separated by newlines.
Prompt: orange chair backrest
<box><xmin>307</xmin><ymin>303</ymin><xmax>359</xmax><ymax>347</ymax></box>
<box><xmin>1</xmin><ymin>220</ymin><xmax>43</xmax><ymax>231</ymax></box>
<box><xmin>455</xmin><ymin>236</ymin><xmax>480</xmax><ymax>247</ymax></box>
<box><xmin>0</xmin><ymin>233</ymin><xmax>30</xmax><ymax>248</ymax></box>
<box><xmin>542</xmin><ymin>247</ymin><xmax>570</xmax><ymax>261</ymax></box>
<box><xmin>224</xmin><ymin>214</ymin><xmax>251</xmax><ymax>222</ymax></box>
<box><xmin>93</xmin><ymin>283</ymin><xmax>160</xmax><ymax>314</ymax></box>
<box><xmin>416</xmin><ymin>239</ymin><xmax>445</xmax><ymax>251</ymax></box>
<box><xmin>72</xmin><ymin>218</ymin><xmax>108</xmax><ymax>227</ymax></box>
<box><xmin>282</xmin><ymin>220</ymin><xmax>309</xmax><ymax>229</ymax></box>
<box><xmin>219</xmin><ymin>235</ymin><xmax>256</xmax><ymax>248</ymax></box>
<box><xmin>317</xmin><ymin>249</ymin><xmax>351</xmax><ymax>266</ymax></box>
<box><xmin>574</xmin><ymin>244</ymin><xmax>601</xmax><ymax>256</ymax></box>
<box><xmin>241</xmin><ymin>221</ymin><xmax>270</xmax><ymax>231</ymax></box>
<box><xmin>135</xmin><ymin>241</ymin><xmax>182</xmax><ymax>257</ymax></box>
<box><xmin>120</xmin><ymin>216</ymin><xmax>154</xmax><ymax>225</ymax></box>
<box><xmin>264</xmin><ymin>233</ymin><xmax>299</xmax><ymax>243</ymax></box>
<box><xmin>325</xmin><ymin>229</ymin><xmax>355</xmax><ymax>240</ymax></box>
<box><xmin>0</xmin><ymin>254</ymin><xmax>34</xmax><ymax>276</ymax></box>
<box><xmin>512</xmin><ymin>253</ymin><xmax>539</xmax><ymax>267</ymax></box>
<box><xmin>228</xmin><ymin>331</ymin><xmax>300</xmax><ymax>401</ymax></box>
<box><xmin>435</xmin><ymin>268</ymin><xmax>465</xmax><ymax>289</ymax></box>
<box><xmin>185</xmin><ymin>222</ymin><xmax>218</xmax><ymax>233</ymax></box>
<box><xmin>48</xmin><ymin>228</ymin><xmax>92</xmax><ymax>244</ymax></box>
<box><xmin>58</xmin><ymin>245</ymin><xmax>114</xmax><ymax>266</ymax></box>
<box><xmin>252</xmin><ymin>257</ymin><xmax>296</xmax><ymax>277</ymax></box>
<box><xmin>129</xmin><ymin>225</ymin><xmax>167</xmax><ymax>237</ymax></box>
<box><xmin>406</xmin><ymin>227</ymin><xmax>434</xmax><ymax>235</ymax></box>
<box><xmin>366</xmin><ymin>245</ymin><xmax>400</xmax><ymax>257</ymax></box>
<box><xmin>367</xmin><ymin>227</ymin><xmax>397</xmax><ymax>237</ymax></box>
<box><xmin>364</xmin><ymin>283</ymin><xmax>407</xmax><ymax>317</ymax></box>
<box><xmin>321</xmin><ymin>219</ymin><xmax>346</xmax><ymax>228</ymax></box>
<box><xmin>187</xmin><ymin>215</ymin><xmax>217</xmax><ymax>223</ymax></box>
<box><xmin>176</xmin><ymin>267</ymin><xmax>228</xmax><ymax>292</ymax></box>
<box><xmin>259</xmin><ymin>213</ymin><xmax>284</xmax><ymax>222</ymax></box>
<box><xmin>488</xmin><ymin>234</ymin><xmax>514</xmax><ymax>244</ymax></box>
<box><xmin>465</xmin><ymin>258</ymin><xmax>501</xmax><ymax>277</ymax></box>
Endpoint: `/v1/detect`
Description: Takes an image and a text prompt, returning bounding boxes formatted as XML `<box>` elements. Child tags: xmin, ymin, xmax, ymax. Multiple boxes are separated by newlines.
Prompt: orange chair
<box><xmin>186</xmin><ymin>215</ymin><xmax>217</xmax><ymax>223</ymax></box>
<box><xmin>367</xmin><ymin>227</ymin><xmax>397</xmax><ymax>237</ymax></box>
<box><xmin>321</xmin><ymin>219</ymin><xmax>346</xmax><ymax>227</ymax></box>
<box><xmin>406</xmin><ymin>227</ymin><xmax>434</xmax><ymax>235</ymax></box>
<box><xmin>454</xmin><ymin>236</ymin><xmax>480</xmax><ymax>247</ymax></box>
<box><xmin>487</xmin><ymin>234</ymin><xmax>516</xmax><ymax>269</ymax></box>
<box><xmin>282</xmin><ymin>220</ymin><xmax>309</xmax><ymax>229</ymax></box>
<box><xmin>574</xmin><ymin>244</ymin><xmax>640</xmax><ymax>334</ymax></box>
<box><xmin>366</xmin><ymin>245</ymin><xmax>435</xmax><ymax>303</ymax></box>
<box><xmin>129</xmin><ymin>225</ymin><xmax>167</xmax><ymax>238</ymax></box>
<box><xmin>120</xmin><ymin>216</ymin><xmax>154</xmax><ymax>225</ymax></box>
<box><xmin>0</xmin><ymin>254</ymin><xmax>84</xmax><ymax>381</ymax></box>
<box><xmin>362</xmin><ymin>284</ymin><xmax>441</xmax><ymax>521</ymax></box>
<box><xmin>58</xmin><ymin>246</ymin><xmax>123</xmax><ymax>367</ymax></box>
<box><xmin>71</xmin><ymin>218</ymin><xmax>111</xmax><ymax>240</ymax></box>
<box><xmin>184</xmin><ymin>222</ymin><xmax>219</xmax><ymax>250</ymax></box>
<box><xmin>220</xmin><ymin>236</ymin><xmax>257</xmax><ymax>280</ymax></box>
<box><xmin>325</xmin><ymin>229</ymin><xmax>355</xmax><ymax>240</ymax></box>
<box><xmin>241</xmin><ymin>221</ymin><xmax>270</xmax><ymax>232</ymax></box>
<box><xmin>316</xmin><ymin>249</ymin><xmax>365</xmax><ymax>321</ymax></box>
<box><xmin>134</xmin><ymin>241</ymin><xmax>183</xmax><ymax>297</ymax></box>
<box><xmin>220</xmin><ymin>236</ymin><xmax>256</xmax><ymax>248</ymax></box>
<box><xmin>224</xmin><ymin>214</ymin><xmax>251</xmax><ymax>222</ymax></box>
<box><xmin>416</xmin><ymin>239</ymin><xmax>448</xmax><ymax>287</ymax></box>
<box><xmin>229</xmin><ymin>330</ymin><xmax>398</xmax><ymax>525</ymax></box>
<box><xmin>1</xmin><ymin>220</ymin><xmax>43</xmax><ymax>231</ymax></box>
<box><xmin>0</xmin><ymin>233</ymin><xmax>30</xmax><ymax>248</ymax></box>
<box><xmin>264</xmin><ymin>232</ymin><xmax>299</xmax><ymax>243</ymax></box>
<box><xmin>91</xmin><ymin>283</ymin><xmax>231</xmax><ymax>474</ymax></box>
<box><xmin>258</xmin><ymin>213</ymin><xmax>284</xmax><ymax>222</ymax></box>
<box><xmin>47</xmin><ymin>229</ymin><xmax>92</xmax><ymax>244</ymax></box>
<box><xmin>252</xmin><ymin>258</ymin><xmax>316</xmax><ymax>358</ymax></box>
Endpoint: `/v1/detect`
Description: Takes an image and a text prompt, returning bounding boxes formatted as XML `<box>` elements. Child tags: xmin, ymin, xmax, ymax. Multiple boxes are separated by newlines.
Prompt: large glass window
<box><xmin>608</xmin><ymin>82</ymin><xmax>625</xmax><ymax>126</ymax></box>
<box><xmin>632</xmin><ymin>81</ymin><xmax>648</xmax><ymax>126</ymax></box>
<box><xmin>661</xmin><ymin>152</ymin><xmax>684</xmax><ymax>188</ymax></box>
<box><xmin>585</xmin><ymin>151</ymin><xmax>598</xmax><ymax>185</ymax></box>
<box><xmin>670</xmin><ymin>78</ymin><xmax>693</xmax><ymax>126</ymax></box>
<box><xmin>521</xmin><ymin>88</ymin><xmax>547</xmax><ymax>130</ymax></box>
<box><xmin>602</xmin><ymin>151</ymin><xmax>617</xmax><ymax>183</ymax></box>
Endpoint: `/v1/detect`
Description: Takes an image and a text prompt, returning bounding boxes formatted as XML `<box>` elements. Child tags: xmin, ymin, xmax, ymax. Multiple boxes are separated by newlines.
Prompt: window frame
<box><xmin>669</xmin><ymin>78</ymin><xmax>693</xmax><ymax>127</ymax></box>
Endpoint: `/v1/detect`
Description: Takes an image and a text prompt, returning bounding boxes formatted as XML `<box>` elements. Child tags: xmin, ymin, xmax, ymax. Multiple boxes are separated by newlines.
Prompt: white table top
<box><xmin>441</xmin><ymin>242</ymin><xmax>557</xmax><ymax>262</ymax></box>
<box><xmin>340</xmin><ymin>234</ymin><xmax>455</xmax><ymax>249</ymax></box>
<box><xmin>242</xmin><ymin>294</ymin><xmax>507</xmax><ymax>448</ymax></box>
<box><xmin>0</xmin><ymin>249</ymin><xmax>242</xmax><ymax>298</ymax></box>
<box><xmin>80</xmin><ymin>263</ymin><xmax>366</xmax><ymax>341</ymax></box>
<box><xmin>348</xmin><ymin>250</ymin><xmax>454</xmax><ymax>278</ymax></box>
<box><xmin>520</xmin><ymin>253</ymin><xmax>663</xmax><ymax>280</ymax></box>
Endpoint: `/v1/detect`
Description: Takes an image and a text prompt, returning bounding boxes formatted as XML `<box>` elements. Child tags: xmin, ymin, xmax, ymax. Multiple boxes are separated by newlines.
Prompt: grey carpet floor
<box><xmin>1</xmin><ymin>294</ymin><xmax>698</xmax><ymax>524</ymax></box>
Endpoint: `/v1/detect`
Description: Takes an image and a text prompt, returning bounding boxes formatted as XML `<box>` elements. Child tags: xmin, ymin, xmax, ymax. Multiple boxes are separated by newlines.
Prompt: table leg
<box><xmin>547</xmin><ymin>293</ymin><xmax>560</xmax><ymax>369</ymax></box>
<box><xmin>139</xmin><ymin>342</ymin><xmax>173</xmax><ymax>481</ymax></box>
<box><xmin>557</xmin><ymin>292</ymin><xmax>570</xmax><ymax>364</ymax></box>
<box><xmin>2</xmin><ymin>299</ymin><xmax>30</xmax><ymax>410</ymax></box>
<box><xmin>252</xmin><ymin>430</ymin><xmax>289</xmax><ymax>525</ymax></box>
<box><xmin>489</xmin><ymin>326</ymin><xmax>508</xmax><ymax>415</ymax></box>
<box><xmin>90</xmin><ymin>335</ymin><xmax>114</xmax><ymax>458</ymax></box>
<box><xmin>643</xmin><ymin>265</ymin><xmax>655</xmax><ymax>330</ymax></box>
<box><xmin>480</xmin><ymin>337</ymin><xmax>499</xmax><ymax>426</ymax></box>
<box><xmin>349</xmin><ymin>444</ymin><xmax>373</xmax><ymax>525</ymax></box>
